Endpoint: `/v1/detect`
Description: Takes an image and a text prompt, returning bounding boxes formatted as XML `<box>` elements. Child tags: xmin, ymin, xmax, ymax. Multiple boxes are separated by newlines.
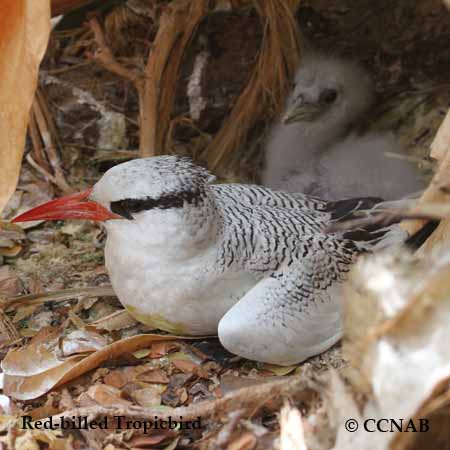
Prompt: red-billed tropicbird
<box><xmin>13</xmin><ymin>156</ymin><xmax>432</xmax><ymax>365</ymax></box>
<box><xmin>262</xmin><ymin>54</ymin><xmax>426</xmax><ymax>200</ymax></box>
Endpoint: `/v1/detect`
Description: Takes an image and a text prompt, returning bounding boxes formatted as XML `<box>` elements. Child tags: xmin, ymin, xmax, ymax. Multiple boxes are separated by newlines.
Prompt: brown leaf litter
<box><xmin>2</xmin><ymin>330</ymin><xmax>203</xmax><ymax>400</ymax></box>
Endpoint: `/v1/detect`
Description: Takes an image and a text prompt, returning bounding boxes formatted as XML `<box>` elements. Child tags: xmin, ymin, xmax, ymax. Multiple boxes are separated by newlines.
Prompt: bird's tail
<box><xmin>325</xmin><ymin>197</ymin><xmax>438</xmax><ymax>251</ymax></box>
<box><xmin>404</xmin><ymin>220</ymin><xmax>439</xmax><ymax>250</ymax></box>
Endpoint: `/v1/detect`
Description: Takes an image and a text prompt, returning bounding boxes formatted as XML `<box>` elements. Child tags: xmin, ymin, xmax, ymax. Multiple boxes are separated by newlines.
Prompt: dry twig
<box><xmin>88</xmin><ymin>1</ymin><xmax>209</xmax><ymax>157</ymax></box>
<box><xmin>28</xmin><ymin>88</ymin><xmax>73</xmax><ymax>193</ymax></box>
<box><xmin>28</xmin><ymin>112</ymin><xmax>50</xmax><ymax>173</ymax></box>
<box><xmin>0</xmin><ymin>310</ymin><xmax>20</xmax><ymax>348</ymax></box>
<box><xmin>88</xmin><ymin>17</ymin><xmax>141</xmax><ymax>84</ymax></box>
<box><xmin>49</xmin><ymin>376</ymin><xmax>313</xmax><ymax>424</ymax></box>
<box><xmin>26</xmin><ymin>154</ymin><xmax>60</xmax><ymax>188</ymax></box>
<box><xmin>2</xmin><ymin>285</ymin><xmax>115</xmax><ymax>309</ymax></box>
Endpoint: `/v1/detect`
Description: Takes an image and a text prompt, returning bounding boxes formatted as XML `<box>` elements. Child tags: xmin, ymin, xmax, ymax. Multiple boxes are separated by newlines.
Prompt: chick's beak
<box><xmin>282</xmin><ymin>102</ymin><xmax>323</xmax><ymax>125</ymax></box>
<box><xmin>12</xmin><ymin>188</ymin><xmax>121</xmax><ymax>223</ymax></box>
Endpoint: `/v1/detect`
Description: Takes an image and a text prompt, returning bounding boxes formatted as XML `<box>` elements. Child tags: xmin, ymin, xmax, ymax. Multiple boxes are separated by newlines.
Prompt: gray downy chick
<box><xmin>261</xmin><ymin>54</ymin><xmax>426</xmax><ymax>200</ymax></box>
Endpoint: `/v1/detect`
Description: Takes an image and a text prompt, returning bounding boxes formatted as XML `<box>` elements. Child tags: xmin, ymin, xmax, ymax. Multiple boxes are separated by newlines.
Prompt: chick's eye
<box><xmin>320</xmin><ymin>89</ymin><xmax>338</xmax><ymax>104</ymax></box>
<box><xmin>294</xmin><ymin>93</ymin><xmax>304</xmax><ymax>104</ymax></box>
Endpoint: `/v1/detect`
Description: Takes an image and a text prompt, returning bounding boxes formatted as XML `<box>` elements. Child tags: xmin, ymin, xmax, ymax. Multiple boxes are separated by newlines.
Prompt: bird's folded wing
<box><xmin>218</xmin><ymin>249</ymin><xmax>346</xmax><ymax>365</ymax></box>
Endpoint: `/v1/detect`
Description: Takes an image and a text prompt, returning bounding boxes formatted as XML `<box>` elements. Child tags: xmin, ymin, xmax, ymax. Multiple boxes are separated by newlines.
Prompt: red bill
<box><xmin>12</xmin><ymin>188</ymin><xmax>121</xmax><ymax>223</ymax></box>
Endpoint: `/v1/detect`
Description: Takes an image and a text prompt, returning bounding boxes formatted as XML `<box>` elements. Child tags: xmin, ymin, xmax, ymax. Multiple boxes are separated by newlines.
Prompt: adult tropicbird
<box><xmin>262</xmin><ymin>54</ymin><xmax>426</xmax><ymax>200</ymax></box>
<box><xmin>13</xmin><ymin>156</ymin><xmax>431</xmax><ymax>365</ymax></box>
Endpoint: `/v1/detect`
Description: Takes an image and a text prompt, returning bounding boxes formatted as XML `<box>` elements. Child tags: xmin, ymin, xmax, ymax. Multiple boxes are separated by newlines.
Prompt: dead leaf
<box><xmin>87</xmin><ymin>384</ymin><xmax>132</xmax><ymax>407</ymax></box>
<box><xmin>0</xmin><ymin>416</ymin><xmax>17</xmax><ymax>434</ymax></box>
<box><xmin>131</xmin><ymin>385</ymin><xmax>166</xmax><ymax>407</ymax></box>
<box><xmin>127</xmin><ymin>431</ymin><xmax>174</xmax><ymax>448</ymax></box>
<box><xmin>19</xmin><ymin>328</ymin><xmax>39</xmax><ymax>338</ymax></box>
<box><xmin>137</xmin><ymin>369</ymin><xmax>170</xmax><ymax>384</ymax></box>
<box><xmin>0</xmin><ymin>266</ymin><xmax>23</xmax><ymax>297</ymax></box>
<box><xmin>172</xmin><ymin>358</ymin><xmax>209</xmax><ymax>379</ymax></box>
<box><xmin>133</xmin><ymin>348</ymin><xmax>151</xmax><ymax>359</ymax></box>
<box><xmin>170</xmin><ymin>350</ymin><xmax>210</xmax><ymax>373</ymax></box>
<box><xmin>0</xmin><ymin>0</ymin><xmax>51</xmax><ymax>214</ymax></box>
<box><xmin>0</xmin><ymin>222</ymin><xmax>25</xmax><ymax>240</ymax></box>
<box><xmin>4</xmin><ymin>333</ymin><xmax>200</xmax><ymax>400</ymax></box>
<box><xmin>178</xmin><ymin>387</ymin><xmax>189</xmax><ymax>404</ymax></box>
<box><xmin>103</xmin><ymin>369</ymin><xmax>131</xmax><ymax>389</ymax></box>
<box><xmin>172</xmin><ymin>358</ymin><xmax>198</xmax><ymax>373</ymax></box>
<box><xmin>61</xmin><ymin>329</ymin><xmax>110</xmax><ymax>356</ymax></box>
<box><xmin>11</xmin><ymin>428</ymin><xmax>73</xmax><ymax>450</ymax></box>
<box><xmin>260</xmin><ymin>363</ymin><xmax>298</xmax><ymax>376</ymax></box>
<box><xmin>227</xmin><ymin>431</ymin><xmax>257</xmax><ymax>450</ymax></box>
<box><xmin>105</xmin><ymin>364</ymin><xmax>169</xmax><ymax>389</ymax></box>
<box><xmin>27</xmin><ymin>404</ymin><xmax>61</xmax><ymax>420</ymax></box>
<box><xmin>2</xmin><ymin>327</ymin><xmax>62</xmax><ymax>376</ymax></box>
<box><xmin>67</xmin><ymin>310</ymin><xmax>86</xmax><ymax>330</ymax></box>
<box><xmin>4</xmin><ymin>353</ymin><xmax>86</xmax><ymax>400</ymax></box>
<box><xmin>12</xmin><ymin>304</ymin><xmax>39</xmax><ymax>323</ymax></box>
<box><xmin>150</xmin><ymin>341</ymin><xmax>180</xmax><ymax>358</ymax></box>
<box><xmin>26</xmin><ymin>310</ymin><xmax>55</xmax><ymax>333</ymax></box>
<box><xmin>161</xmin><ymin>372</ymin><xmax>192</xmax><ymax>407</ymax></box>
<box><xmin>169</xmin><ymin>351</ymin><xmax>196</xmax><ymax>362</ymax></box>
<box><xmin>0</xmin><ymin>244</ymin><xmax>22</xmax><ymax>257</ymax></box>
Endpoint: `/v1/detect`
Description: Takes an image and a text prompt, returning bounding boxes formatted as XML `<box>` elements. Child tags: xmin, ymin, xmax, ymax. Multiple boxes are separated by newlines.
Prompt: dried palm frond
<box><xmin>207</xmin><ymin>0</ymin><xmax>302</xmax><ymax>173</ymax></box>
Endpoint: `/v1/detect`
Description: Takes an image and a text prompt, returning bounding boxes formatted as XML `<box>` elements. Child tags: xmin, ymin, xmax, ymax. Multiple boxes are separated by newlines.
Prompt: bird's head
<box><xmin>282</xmin><ymin>54</ymin><xmax>374</xmax><ymax>128</ymax></box>
<box><xmin>13</xmin><ymin>156</ymin><xmax>216</xmax><ymax>223</ymax></box>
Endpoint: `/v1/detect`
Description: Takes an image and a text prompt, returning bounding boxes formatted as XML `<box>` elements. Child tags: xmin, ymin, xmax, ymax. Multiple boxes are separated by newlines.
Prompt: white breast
<box><xmin>104</xmin><ymin>215</ymin><xmax>258</xmax><ymax>335</ymax></box>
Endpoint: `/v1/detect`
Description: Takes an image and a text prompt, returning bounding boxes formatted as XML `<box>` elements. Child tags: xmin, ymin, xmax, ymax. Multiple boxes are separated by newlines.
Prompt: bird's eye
<box><xmin>320</xmin><ymin>89</ymin><xmax>338</xmax><ymax>104</ymax></box>
<box><xmin>295</xmin><ymin>93</ymin><xmax>304</xmax><ymax>103</ymax></box>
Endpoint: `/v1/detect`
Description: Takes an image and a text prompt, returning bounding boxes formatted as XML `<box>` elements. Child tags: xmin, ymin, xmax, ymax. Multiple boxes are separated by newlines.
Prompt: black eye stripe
<box><xmin>110</xmin><ymin>190</ymin><xmax>202</xmax><ymax>219</ymax></box>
